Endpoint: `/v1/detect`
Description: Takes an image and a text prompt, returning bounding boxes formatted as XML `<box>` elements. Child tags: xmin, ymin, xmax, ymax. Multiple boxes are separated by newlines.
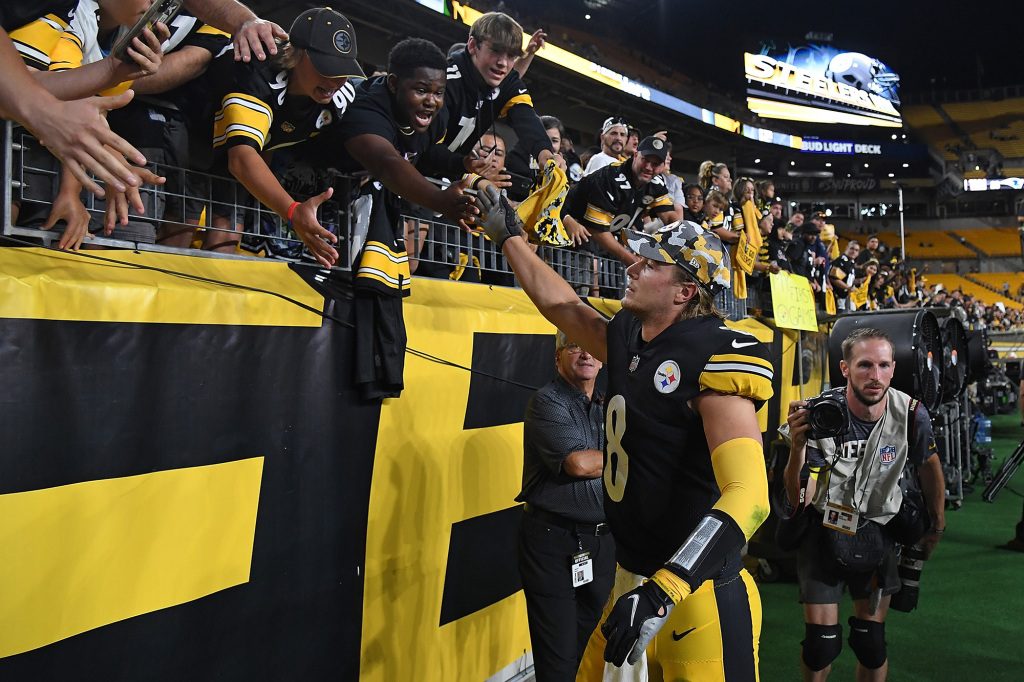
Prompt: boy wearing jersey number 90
<box><xmin>477</xmin><ymin>187</ymin><xmax>774</xmax><ymax>680</ymax></box>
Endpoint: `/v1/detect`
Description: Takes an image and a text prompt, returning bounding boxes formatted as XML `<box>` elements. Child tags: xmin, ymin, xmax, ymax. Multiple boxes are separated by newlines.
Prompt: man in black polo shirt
<box><xmin>517</xmin><ymin>331</ymin><xmax>614</xmax><ymax>682</ymax></box>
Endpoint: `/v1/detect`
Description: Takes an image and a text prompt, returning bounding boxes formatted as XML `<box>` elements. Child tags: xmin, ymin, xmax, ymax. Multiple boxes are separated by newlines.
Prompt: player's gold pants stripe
<box><xmin>0</xmin><ymin>457</ymin><xmax>264</xmax><ymax>658</ymax></box>
<box><xmin>0</xmin><ymin>248</ymin><xmax>324</xmax><ymax>326</ymax></box>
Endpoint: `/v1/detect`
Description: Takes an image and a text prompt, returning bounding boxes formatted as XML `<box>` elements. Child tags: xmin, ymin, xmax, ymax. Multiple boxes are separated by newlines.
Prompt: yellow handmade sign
<box><xmin>769</xmin><ymin>271</ymin><xmax>818</xmax><ymax>331</ymax></box>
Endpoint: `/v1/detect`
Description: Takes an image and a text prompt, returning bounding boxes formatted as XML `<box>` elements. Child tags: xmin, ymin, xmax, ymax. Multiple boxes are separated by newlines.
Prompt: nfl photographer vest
<box><xmin>812</xmin><ymin>388</ymin><xmax>912</xmax><ymax>523</ymax></box>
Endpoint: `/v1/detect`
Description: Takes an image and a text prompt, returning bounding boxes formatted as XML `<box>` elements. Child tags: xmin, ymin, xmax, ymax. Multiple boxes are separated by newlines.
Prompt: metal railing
<box><xmin>1</xmin><ymin>120</ymin><xmax>757</xmax><ymax>319</ymax></box>
<box><xmin>1</xmin><ymin>120</ymin><xmax>356</xmax><ymax>264</ymax></box>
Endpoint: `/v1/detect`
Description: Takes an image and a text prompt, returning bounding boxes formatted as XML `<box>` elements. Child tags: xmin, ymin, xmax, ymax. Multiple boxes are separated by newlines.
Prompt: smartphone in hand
<box><xmin>110</xmin><ymin>0</ymin><xmax>184</xmax><ymax>62</ymax></box>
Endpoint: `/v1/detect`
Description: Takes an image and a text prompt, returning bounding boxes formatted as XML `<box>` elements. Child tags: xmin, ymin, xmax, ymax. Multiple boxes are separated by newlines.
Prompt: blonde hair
<box><xmin>704</xmin><ymin>189</ymin><xmax>729</xmax><ymax>212</ymax></box>
<box><xmin>469</xmin><ymin>12</ymin><xmax>523</xmax><ymax>56</ymax></box>
<box><xmin>673</xmin><ymin>268</ymin><xmax>725</xmax><ymax>320</ymax></box>
<box><xmin>272</xmin><ymin>42</ymin><xmax>302</xmax><ymax>70</ymax></box>
<box><xmin>698</xmin><ymin>161</ymin><xmax>729</xmax><ymax>191</ymax></box>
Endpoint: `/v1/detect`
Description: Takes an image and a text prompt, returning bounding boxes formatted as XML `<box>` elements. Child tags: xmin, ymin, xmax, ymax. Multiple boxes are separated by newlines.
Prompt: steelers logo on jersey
<box><xmin>654</xmin><ymin>360</ymin><xmax>681</xmax><ymax>394</ymax></box>
<box><xmin>316</xmin><ymin>109</ymin><xmax>333</xmax><ymax>129</ymax></box>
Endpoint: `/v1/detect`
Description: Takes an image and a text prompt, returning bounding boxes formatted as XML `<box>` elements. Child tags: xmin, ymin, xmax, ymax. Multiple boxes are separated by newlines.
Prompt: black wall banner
<box><xmin>0</xmin><ymin>250</ymin><xmax>376</xmax><ymax>680</ymax></box>
<box><xmin>0</xmin><ymin>249</ymin><xmax>810</xmax><ymax>681</ymax></box>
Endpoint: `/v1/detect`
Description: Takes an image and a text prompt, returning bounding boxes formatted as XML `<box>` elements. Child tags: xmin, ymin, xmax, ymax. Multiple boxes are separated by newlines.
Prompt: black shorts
<box><xmin>105</xmin><ymin>101</ymin><xmax>205</xmax><ymax>240</ymax></box>
<box><xmin>797</xmin><ymin>521</ymin><xmax>901</xmax><ymax>603</ymax></box>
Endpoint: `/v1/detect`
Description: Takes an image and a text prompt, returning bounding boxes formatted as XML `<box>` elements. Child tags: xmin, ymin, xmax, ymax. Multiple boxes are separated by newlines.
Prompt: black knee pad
<box><xmin>801</xmin><ymin>623</ymin><xmax>842</xmax><ymax>671</ymax></box>
<box><xmin>848</xmin><ymin>617</ymin><xmax>887</xmax><ymax>669</ymax></box>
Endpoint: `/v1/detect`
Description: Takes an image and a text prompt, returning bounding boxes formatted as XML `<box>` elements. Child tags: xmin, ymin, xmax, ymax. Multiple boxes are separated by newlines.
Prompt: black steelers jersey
<box><xmin>318</xmin><ymin>76</ymin><xmax>458</xmax><ymax>296</ymax></box>
<box><xmin>443</xmin><ymin>48</ymin><xmax>551</xmax><ymax>160</ymax></box>
<box><xmin>5</xmin><ymin>0</ymin><xmax>77</xmax><ymax>70</ymax></box>
<box><xmin>143</xmin><ymin>14</ymin><xmax>230</xmax><ymax>104</ymax></box>
<box><xmin>603</xmin><ymin>312</ymin><xmax>774</xmax><ymax>577</ymax></box>
<box><xmin>565</xmin><ymin>158</ymin><xmax>674</xmax><ymax>234</ymax></box>
<box><xmin>196</xmin><ymin>51</ymin><xmax>357</xmax><ymax>156</ymax></box>
<box><xmin>47</xmin><ymin>10</ymin><xmax>229</xmax><ymax>80</ymax></box>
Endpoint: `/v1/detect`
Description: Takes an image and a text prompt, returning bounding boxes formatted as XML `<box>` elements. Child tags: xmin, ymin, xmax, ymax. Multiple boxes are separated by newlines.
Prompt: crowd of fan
<box><xmin>1</xmin><ymin>3</ymin><xmax>1021</xmax><ymax>332</ymax></box>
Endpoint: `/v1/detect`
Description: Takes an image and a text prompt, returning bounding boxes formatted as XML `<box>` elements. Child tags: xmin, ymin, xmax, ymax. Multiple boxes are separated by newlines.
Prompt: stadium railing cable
<box><xmin>0</xmin><ymin>233</ymin><xmax>552</xmax><ymax>392</ymax></box>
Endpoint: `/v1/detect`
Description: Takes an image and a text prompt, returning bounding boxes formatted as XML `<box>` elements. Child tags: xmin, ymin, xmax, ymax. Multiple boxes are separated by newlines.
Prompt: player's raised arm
<box><xmin>477</xmin><ymin>185</ymin><xmax>609</xmax><ymax>362</ymax></box>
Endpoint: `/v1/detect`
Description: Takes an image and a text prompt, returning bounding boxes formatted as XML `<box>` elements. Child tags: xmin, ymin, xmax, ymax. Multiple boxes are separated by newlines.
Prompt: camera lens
<box><xmin>809</xmin><ymin>399</ymin><xmax>847</xmax><ymax>438</ymax></box>
<box><xmin>890</xmin><ymin>543</ymin><xmax>926</xmax><ymax>612</ymax></box>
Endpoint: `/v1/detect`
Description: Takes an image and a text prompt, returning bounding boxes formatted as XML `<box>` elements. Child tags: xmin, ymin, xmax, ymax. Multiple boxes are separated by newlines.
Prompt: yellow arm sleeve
<box><xmin>710</xmin><ymin>436</ymin><xmax>769</xmax><ymax>541</ymax></box>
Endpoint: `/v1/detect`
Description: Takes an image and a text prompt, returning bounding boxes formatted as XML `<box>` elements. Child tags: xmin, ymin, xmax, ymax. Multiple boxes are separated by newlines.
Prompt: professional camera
<box><xmin>890</xmin><ymin>542</ymin><xmax>927</xmax><ymax>612</ymax></box>
<box><xmin>805</xmin><ymin>388</ymin><xmax>850</xmax><ymax>440</ymax></box>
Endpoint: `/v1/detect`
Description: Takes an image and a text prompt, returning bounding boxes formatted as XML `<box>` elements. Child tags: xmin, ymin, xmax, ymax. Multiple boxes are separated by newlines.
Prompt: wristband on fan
<box><xmin>463</xmin><ymin>173</ymin><xmax>485</xmax><ymax>191</ymax></box>
<box><xmin>650</xmin><ymin>568</ymin><xmax>692</xmax><ymax>605</ymax></box>
<box><xmin>285</xmin><ymin>201</ymin><xmax>300</xmax><ymax>223</ymax></box>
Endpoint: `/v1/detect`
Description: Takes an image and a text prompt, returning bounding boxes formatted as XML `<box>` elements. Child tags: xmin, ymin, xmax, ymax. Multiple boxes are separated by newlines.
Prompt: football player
<box><xmin>477</xmin><ymin>186</ymin><xmax>773</xmax><ymax>681</ymax></box>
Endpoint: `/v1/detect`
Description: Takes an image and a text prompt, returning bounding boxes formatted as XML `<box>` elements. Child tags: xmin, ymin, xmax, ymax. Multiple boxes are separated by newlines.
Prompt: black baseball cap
<box><xmin>289</xmin><ymin>8</ymin><xmax>365</xmax><ymax>79</ymax></box>
<box><xmin>636</xmin><ymin>136</ymin><xmax>669</xmax><ymax>162</ymax></box>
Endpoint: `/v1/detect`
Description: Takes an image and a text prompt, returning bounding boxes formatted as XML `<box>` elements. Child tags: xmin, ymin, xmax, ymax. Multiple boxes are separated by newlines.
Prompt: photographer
<box><xmin>783</xmin><ymin>328</ymin><xmax>946</xmax><ymax>681</ymax></box>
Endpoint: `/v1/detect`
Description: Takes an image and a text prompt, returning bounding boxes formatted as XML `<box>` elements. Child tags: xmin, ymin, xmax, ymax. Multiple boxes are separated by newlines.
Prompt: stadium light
<box><xmin>891</xmin><ymin>134</ymin><xmax>897</xmax><ymax>140</ymax></box>
<box><xmin>888</xmin><ymin>173</ymin><xmax>895</xmax><ymax>177</ymax></box>
<box><xmin>754</xmin><ymin>158</ymin><xmax>761</xmax><ymax>163</ymax></box>
<box><xmin>864</xmin><ymin>163</ymin><xmax>870</xmax><ymax>168</ymax></box>
<box><xmin>585</xmin><ymin>13</ymin><xmax>591</xmax><ymax>19</ymax></box>
<box><xmin>902</xmin><ymin>163</ymin><xmax>910</xmax><ymax>168</ymax></box>
<box><xmin>790</xmin><ymin>161</ymin><xmax>795</xmax><ymax>166</ymax></box>
<box><xmin>825</xmin><ymin>162</ymin><xmax>832</xmax><ymax>167</ymax></box>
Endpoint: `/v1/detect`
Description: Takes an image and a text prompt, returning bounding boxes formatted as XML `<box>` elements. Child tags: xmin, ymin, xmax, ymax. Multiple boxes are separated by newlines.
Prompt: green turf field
<box><xmin>757</xmin><ymin>413</ymin><xmax>1024</xmax><ymax>681</ymax></box>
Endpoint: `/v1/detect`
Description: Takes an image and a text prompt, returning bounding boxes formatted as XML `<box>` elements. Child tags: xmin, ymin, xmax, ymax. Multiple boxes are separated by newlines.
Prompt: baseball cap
<box><xmin>601</xmin><ymin>116</ymin><xmax>629</xmax><ymax>134</ymax></box>
<box><xmin>626</xmin><ymin>220</ymin><xmax>731</xmax><ymax>295</ymax></box>
<box><xmin>636</xmin><ymin>136</ymin><xmax>669</xmax><ymax>162</ymax></box>
<box><xmin>289</xmin><ymin>7</ymin><xmax>365</xmax><ymax>79</ymax></box>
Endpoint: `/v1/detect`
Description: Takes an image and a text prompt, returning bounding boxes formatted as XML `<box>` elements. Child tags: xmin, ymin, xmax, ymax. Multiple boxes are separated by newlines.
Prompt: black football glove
<box><xmin>476</xmin><ymin>184</ymin><xmax>523</xmax><ymax>248</ymax></box>
<box><xmin>601</xmin><ymin>579</ymin><xmax>675</xmax><ymax>667</ymax></box>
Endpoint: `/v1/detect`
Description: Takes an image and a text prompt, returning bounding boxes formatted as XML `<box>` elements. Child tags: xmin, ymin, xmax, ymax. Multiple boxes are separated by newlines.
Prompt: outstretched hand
<box><xmin>476</xmin><ymin>184</ymin><xmax>523</xmax><ymax>248</ymax></box>
<box><xmin>42</xmin><ymin>191</ymin><xmax>91</xmax><ymax>251</ymax></box>
<box><xmin>291</xmin><ymin>187</ymin><xmax>339</xmax><ymax>268</ymax></box>
<box><xmin>32</xmin><ymin>90</ymin><xmax>147</xmax><ymax>198</ymax></box>
<box><xmin>104</xmin><ymin>165</ymin><xmax>166</xmax><ymax>235</ymax></box>
<box><xmin>438</xmin><ymin>177</ymin><xmax>478</xmax><ymax>229</ymax></box>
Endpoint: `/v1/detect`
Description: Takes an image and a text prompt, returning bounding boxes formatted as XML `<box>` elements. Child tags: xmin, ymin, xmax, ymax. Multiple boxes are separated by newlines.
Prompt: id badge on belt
<box><xmin>823</xmin><ymin>501</ymin><xmax>859</xmax><ymax>535</ymax></box>
<box><xmin>571</xmin><ymin>551</ymin><xmax>593</xmax><ymax>588</ymax></box>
